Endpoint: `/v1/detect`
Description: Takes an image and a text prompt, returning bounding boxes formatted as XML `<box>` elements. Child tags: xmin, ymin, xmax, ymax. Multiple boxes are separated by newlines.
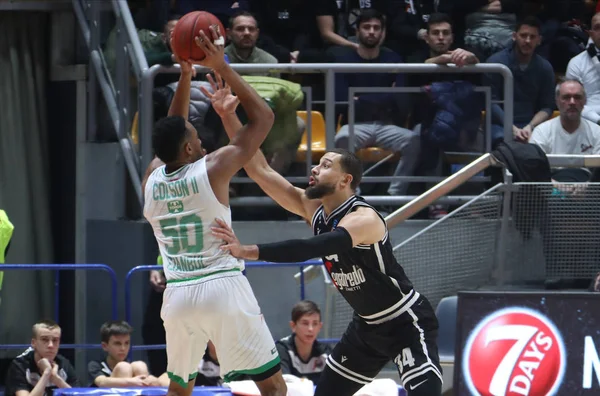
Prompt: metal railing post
<box><xmin>348</xmin><ymin>87</ymin><xmax>356</xmax><ymax>152</ymax></box>
<box><xmin>303</xmin><ymin>87</ymin><xmax>313</xmax><ymax>174</ymax></box>
<box><xmin>501</xmin><ymin>67</ymin><xmax>514</xmax><ymax>142</ymax></box>
<box><xmin>325</xmin><ymin>69</ymin><xmax>336</xmax><ymax>150</ymax></box>
<box><xmin>496</xmin><ymin>169</ymin><xmax>514</xmax><ymax>286</ymax></box>
<box><xmin>140</xmin><ymin>69</ymin><xmax>155</xmax><ymax>173</ymax></box>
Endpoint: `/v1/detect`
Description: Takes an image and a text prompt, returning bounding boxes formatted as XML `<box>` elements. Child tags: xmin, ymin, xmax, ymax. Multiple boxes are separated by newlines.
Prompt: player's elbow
<box><xmin>247</xmin><ymin>107</ymin><xmax>274</xmax><ymax>137</ymax></box>
<box><xmin>259</xmin><ymin>107</ymin><xmax>275</xmax><ymax>130</ymax></box>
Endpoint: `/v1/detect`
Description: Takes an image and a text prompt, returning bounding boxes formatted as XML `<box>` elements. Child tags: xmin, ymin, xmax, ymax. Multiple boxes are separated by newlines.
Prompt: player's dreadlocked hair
<box><xmin>152</xmin><ymin>115</ymin><xmax>188</xmax><ymax>163</ymax></box>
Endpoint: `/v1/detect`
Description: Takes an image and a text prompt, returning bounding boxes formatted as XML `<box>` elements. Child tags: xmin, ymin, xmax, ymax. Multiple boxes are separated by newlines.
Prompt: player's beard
<box><xmin>305</xmin><ymin>182</ymin><xmax>336</xmax><ymax>200</ymax></box>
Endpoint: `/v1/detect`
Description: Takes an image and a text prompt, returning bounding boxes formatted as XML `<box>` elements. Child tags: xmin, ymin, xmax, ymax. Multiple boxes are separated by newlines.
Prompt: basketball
<box><xmin>171</xmin><ymin>11</ymin><xmax>225</xmax><ymax>61</ymax></box>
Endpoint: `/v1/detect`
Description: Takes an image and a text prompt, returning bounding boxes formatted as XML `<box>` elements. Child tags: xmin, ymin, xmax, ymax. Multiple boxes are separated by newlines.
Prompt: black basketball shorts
<box><xmin>314</xmin><ymin>296</ymin><xmax>443</xmax><ymax>396</ymax></box>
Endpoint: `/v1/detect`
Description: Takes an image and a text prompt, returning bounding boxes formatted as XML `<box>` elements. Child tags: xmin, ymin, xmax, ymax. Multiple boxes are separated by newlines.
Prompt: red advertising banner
<box><xmin>454</xmin><ymin>291</ymin><xmax>600</xmax><ymax>395</ymax></box>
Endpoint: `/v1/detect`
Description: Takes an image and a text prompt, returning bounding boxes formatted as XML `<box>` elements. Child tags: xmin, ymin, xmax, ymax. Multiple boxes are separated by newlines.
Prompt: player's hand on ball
<box><xmin>212</xmin><ymin>218</ymin><xmax>247</xmax><ymax>259</ymax></box>
<box><xmin>200</xmin><ymin>72</ymin><xmax>240</xmax><ymax>117</ymax></box>
<box><xmin>194</xmin><ymin>25</ymin><xmax>226</xmax><ymax>71</ymax></box>
<box><xmin>170</xmin><ymin>39</ymin><xmax>197</xmax><ymax>77</ymax></box>
<box><xmin>178</xmin><ymin>59</ymin><xmax>196</xmax><ymax>77</ymax></box>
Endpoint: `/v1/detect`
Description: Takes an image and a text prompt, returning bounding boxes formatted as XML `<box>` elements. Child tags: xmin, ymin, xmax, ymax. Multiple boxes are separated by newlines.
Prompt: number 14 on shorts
<box><xmin>398</xmin><ymin>347</ymin><xmax>415</xmax><ymax>368</ymax></box>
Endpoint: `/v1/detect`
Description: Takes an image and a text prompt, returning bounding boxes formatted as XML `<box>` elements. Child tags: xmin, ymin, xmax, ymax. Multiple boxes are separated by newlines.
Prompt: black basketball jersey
<box><xmin>311</xmin><ymin>195</ymin><xmax>420</xmax><ymax>325</ymax></box>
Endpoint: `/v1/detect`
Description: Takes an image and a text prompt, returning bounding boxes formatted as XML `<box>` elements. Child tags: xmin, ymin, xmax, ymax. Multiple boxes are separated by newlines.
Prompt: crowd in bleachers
<box><xmin>118</xmin><ymin>0</ymin><xmax>600</xmax><ymax>218</ymax></box>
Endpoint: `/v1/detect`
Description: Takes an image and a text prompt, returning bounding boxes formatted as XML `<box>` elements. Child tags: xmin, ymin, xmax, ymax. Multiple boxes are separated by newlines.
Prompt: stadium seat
<box><xmin>435</xmin><ymin>295</ymin><xmax>458</xmax><ymax>364</ymax></box>
<box><xmin>552</xmin><ymin>110</ymin><xmax>560</xmax><ymax>118</ymax></box>
<box><xmin>296</xmin><ymin>110</ymin><xmax>398</xmax><ymax>164</ymax></box>
<box><xmin>356</xmin><ymin>147</ymin><xmax>398</xmax><ymax>163</ymax></box>
<box><xmin>131</xmin><ymin>111</ymin><xmax>139</xmax><ymax>145</ymax></box>
<box><xmin>296</xmin><ymin>110</ymin><xmax>327</xmax><ymax>163</ymax></box>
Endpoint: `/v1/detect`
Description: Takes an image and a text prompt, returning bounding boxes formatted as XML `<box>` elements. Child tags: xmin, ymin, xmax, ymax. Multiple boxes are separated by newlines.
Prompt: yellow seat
<box><xmin>552</xmin><ymin>110</ymin><xmax>560</xmax><ymax>119</ymax></box>
<box><xmin>296</xmin><ymin>111</ymin><xmax>327</xmax><ymax>162</ymax></box>
<box><xmin>297</xmin><ymin>111</ymin><xmax>400</xmax><ymax>163</ymax></box>
<box><xmin>131</xmin><ymin>111</ymin><xmax>139</xmax><ymax>145</ymax></box>
<box><xmin>357</xmin><ymin>147</ymin><xmax>398</xmax><ymax>163</ymax></box>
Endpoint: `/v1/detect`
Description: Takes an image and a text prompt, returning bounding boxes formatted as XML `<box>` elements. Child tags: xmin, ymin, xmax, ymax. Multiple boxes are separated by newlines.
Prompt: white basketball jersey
<box><xmin>143</xmin><ymin>158</ymin><xmax>244</xmax><ymax>284</ymax></box>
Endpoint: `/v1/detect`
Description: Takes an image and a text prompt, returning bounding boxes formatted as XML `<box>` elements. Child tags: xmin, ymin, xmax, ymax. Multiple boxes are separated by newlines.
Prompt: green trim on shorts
<box><xmin>223</xmin><ymin>356</ymin><xmax>281</xmax><ymax>383</ymax></box>
<box><xmin>167</xmin><ymin>371</ymin><xmax>198</xmax><ymax>388</ymax></box>
<box><xmin>166</xmin><ymin>268</ymin><xmax>242</xmax><ymax>284</ymax></box>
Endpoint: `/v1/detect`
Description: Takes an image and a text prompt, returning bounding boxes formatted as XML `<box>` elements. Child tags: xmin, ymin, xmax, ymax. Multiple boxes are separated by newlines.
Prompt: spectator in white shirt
<box><xmin>566</xmin><ymin>13</ymin><xmax>600</xmax><ymax>125</ymax></box>
<box><xmin>530</xmin><ymin>79</ymin><xmax>600</xmax><ymax>182</ymax></box>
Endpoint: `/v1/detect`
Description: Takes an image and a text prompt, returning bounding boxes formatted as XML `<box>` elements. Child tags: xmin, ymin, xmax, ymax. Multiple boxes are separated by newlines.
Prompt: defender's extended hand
<box><xmin>200</xmin><ymin>72</ymin><xmax>240</xmax><ymax>117</ymax></box>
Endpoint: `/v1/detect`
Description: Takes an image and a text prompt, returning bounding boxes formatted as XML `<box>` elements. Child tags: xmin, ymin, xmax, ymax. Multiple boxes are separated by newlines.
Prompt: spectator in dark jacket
<box><xmin>334</xmin><ymin>9</ymin><xmax>420</xmax><ymax>196</ymax></box>
<box><xmin>486</xmin><ymin>16</ymin><xmax>555</xmax><ymax>146</ymax></box>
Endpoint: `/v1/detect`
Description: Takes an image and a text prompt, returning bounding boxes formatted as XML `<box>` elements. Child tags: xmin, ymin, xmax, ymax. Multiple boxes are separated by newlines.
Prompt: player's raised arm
<box><xmin>167</xmin><ymin>57</ymin><xmax>196</xmax><ymax>119</ymax></box>
<box><xmin>201</xmin><ymin>73</ymin><xmax>320</xmax><ymax>222</ymax></box>
<box><xmin>142</xmin><ymin>57</ymin><xmax>195</xmax><ymax>195</ymax></box>
<box><xmin>195</xmin><ymin>26</ymin><xmax>274</xmax><ymax>182</ymax></box>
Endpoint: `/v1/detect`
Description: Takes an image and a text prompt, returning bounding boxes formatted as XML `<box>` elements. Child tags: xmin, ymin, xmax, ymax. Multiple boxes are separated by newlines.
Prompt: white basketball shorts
<box><xmin>161</xmin><ymin>271</ymin><xmax>280</xmax><ymax>386</ymax></box>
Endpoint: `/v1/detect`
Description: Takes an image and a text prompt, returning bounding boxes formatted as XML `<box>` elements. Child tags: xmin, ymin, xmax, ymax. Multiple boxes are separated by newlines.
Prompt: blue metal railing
<box><xmin>0</xmin><ymin>264</ymin><xmax>118</xmax><ymax>350</ymax></box>
<box><xmin>124</xmin><ymin>261</ymin><xmax>325</xmax><ymax>353</ymax></box>
<box><xmin>0</xmin><ymin>262</ymin><xmax>336</xmax><ymax>354</ymax></box>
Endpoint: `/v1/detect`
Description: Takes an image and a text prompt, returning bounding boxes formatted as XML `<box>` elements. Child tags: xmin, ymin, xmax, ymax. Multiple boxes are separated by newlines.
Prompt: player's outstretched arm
<box><xmin>211</xmin><ymin>208</ymin><xmax>385</xmax><ymax>262</ymax></box>
<box><xmin>202</xmin><ymin>73</ymin><xmax>320</xmax><ymax>222</ymax></box>
<box><xmin>195</xmin><ymin>26</ymin><xmax>274</xmax><ymax>182</ymax></box>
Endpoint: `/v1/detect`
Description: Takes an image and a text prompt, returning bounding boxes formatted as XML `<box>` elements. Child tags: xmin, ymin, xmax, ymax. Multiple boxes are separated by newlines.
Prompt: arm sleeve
<box><xmin>5</xmin><ymin>361</ymin><xmax>30</xmax><ymax>396</ymax></box>
<box><xmin>257</xmin><ymin>227</ymin><xmax>354</xmax><ymax>263</ymax></box>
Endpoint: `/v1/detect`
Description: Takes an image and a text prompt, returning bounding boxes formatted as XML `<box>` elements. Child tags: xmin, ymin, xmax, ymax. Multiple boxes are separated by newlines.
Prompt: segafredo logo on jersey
<box><xmin>330</xmin><ymin>265</ymin><xmax>366</xmax><ymax>290</ymax></box>
<box><xmin>462</xmin><ymin>307</ymin><xmax>566</xmax><ymax>396</ymax></box>
<box><xmin>324</xmin><ymin>254</ymin><xmax>366</xmax><ymax>290</ymax></box>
